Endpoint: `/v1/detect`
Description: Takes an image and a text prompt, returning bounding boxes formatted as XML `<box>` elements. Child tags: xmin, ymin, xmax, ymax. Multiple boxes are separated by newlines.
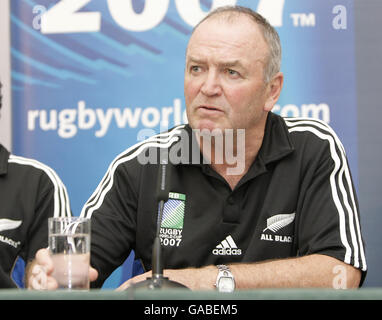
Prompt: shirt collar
<box><xmin>257</xmin><ymin>112</ymin><xmax>295</xmax><ymax>165</ymax></box>
<box><xmin>0</xmin><ymin>144</ymin><xmax>10</xmax><ymax>175</ymax></box>
<box><xmin>235</xmin><ymin>112</ymin><xmax>295</xmax><ymax>186</ymax></box>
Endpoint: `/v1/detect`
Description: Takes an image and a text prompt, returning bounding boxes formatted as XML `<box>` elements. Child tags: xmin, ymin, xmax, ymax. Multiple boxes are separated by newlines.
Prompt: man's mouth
<box><xmin>198</xmin><ymin>105</ymin><xmax>223</xmax><ymax>112</ymax></box>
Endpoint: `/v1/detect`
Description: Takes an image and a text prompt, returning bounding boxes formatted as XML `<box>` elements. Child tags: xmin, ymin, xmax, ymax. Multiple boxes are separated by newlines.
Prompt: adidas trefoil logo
<box><xmin>212</xmin><ymin>235</ymin><xmax>242</xmax><ymax>256</ymax></box>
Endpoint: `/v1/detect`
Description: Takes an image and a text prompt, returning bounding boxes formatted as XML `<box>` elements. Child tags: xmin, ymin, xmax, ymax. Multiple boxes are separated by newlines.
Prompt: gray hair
<box><xmin>193</xmin><ymin>6</ymin><xmax>282</xmax><ymax>83</ymax></box>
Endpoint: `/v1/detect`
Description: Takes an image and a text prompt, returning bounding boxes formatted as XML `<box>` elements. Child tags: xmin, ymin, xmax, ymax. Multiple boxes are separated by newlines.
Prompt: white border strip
<box><xmin>0</xmin><ymin>0</ymin><xmax>12</xmax><ymax>150</ymax></box>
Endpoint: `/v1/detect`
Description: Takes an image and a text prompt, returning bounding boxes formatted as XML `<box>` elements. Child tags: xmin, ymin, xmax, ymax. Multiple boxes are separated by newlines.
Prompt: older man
<box><xmin>29</xmin><ymin>6</ymin><xmax>366</xmax><ymax>291</ymax></box>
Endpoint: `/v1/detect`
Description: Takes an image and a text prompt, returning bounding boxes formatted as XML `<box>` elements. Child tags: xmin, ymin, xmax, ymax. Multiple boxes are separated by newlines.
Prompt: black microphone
<box><xmin>152</xmin><ymin>159</ymin><xmax>170</xmax><ymax>277</ymax></box>
<box><xmin>157</xmin><ymin>158</ymin><xmax>170</xmax><ymax>202</ymax></box>
<box><xmin>132</xmin><ymin>155</ymin><xmax>188</xmax><ymax>290</ymax></box>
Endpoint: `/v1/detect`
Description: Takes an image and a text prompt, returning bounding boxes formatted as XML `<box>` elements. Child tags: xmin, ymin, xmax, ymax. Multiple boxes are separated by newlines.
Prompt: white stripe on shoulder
<box><xmin>80</xmin><ymin>125</ymin><xmax>185</xmax><ymax>218</ymax></box>
<box><xmin>284</xmin><ymin>117</ymin><xmax>346</xmax><ymax>154</ymax></box>
<box><xmin>284</xmin><ymin>118</ymin><xmax>366</xmax><ymax>271</ymax></box>
<box><xmin>80</xmin><ymin>125</ymin><xmax>185</xmax><ymax>215</ymax></box>
<box><xmin>8</xmin><ymin>155</ymin><xmax>71</xmax><ymax>218</ymax></box>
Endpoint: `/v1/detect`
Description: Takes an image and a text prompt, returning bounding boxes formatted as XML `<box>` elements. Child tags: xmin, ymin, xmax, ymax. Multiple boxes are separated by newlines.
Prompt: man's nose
<box><xmin>200</xmin><ymin>71</ymin><xmax>222</xmax><ymax>96</ymax></box>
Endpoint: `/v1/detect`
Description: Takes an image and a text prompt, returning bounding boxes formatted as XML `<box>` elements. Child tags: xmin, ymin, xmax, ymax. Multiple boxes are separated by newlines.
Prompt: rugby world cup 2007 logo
<box><xmin>159</xmin><ymin>192</ymin><xmax>186</xmax><ymax>247</ymax></box>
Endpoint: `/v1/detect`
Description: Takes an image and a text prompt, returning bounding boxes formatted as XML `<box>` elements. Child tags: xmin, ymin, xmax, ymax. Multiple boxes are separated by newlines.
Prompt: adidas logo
<box><xmin>212</xmin><ymin>235</ymin><xmax>242</xmax><ymax>256</ymax></box>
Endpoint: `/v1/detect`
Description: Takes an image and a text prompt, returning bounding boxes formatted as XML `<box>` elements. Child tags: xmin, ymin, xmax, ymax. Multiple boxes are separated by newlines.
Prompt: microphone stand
<box><xmin>132</xmin><ymin>159</ymin><xmax>188</xmax><ymax>290</ymax></box>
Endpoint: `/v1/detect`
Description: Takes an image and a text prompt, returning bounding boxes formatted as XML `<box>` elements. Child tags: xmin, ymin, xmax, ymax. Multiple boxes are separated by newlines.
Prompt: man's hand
<box><xmin>115</xmin><ymin>255</ymin><xmax>361</xmax><ymax>291</ymax></box>
<box><xmin>26</xmin><ymin>248</ymin><xmax>99</xmax><ymax>290</ymax></box>
<box><xmin>26</xmin><ymin>248</ymin><xmax>56</xmax><ymax>290</ymax></box>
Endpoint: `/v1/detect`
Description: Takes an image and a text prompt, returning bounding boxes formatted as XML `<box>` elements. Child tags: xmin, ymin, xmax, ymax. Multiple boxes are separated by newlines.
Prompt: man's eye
<box><xmin>227</xmin><ymin>69</ymin><xmax>239</xmax><ymax>77</ymax></box>
<box><xmin>191</xmin><ymin>66</ymin><xmax>202</xmax><ymax>73</ymax></box>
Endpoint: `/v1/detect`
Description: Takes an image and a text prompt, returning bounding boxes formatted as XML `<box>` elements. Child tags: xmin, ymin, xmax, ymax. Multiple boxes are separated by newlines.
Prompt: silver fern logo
<box><xmin>263</xmin><ymin>213</ymin><xmax>296</xmax><ymax>232</ymax></box>
<box><xmin>0</xmin><ymin>219</ymin><xmax>22</xmax><ymax>232</ymax></box>
<box><xmin>260</xmin><ymin>213</ymin><xmax>295</xmax><ymax>243</ymax></box>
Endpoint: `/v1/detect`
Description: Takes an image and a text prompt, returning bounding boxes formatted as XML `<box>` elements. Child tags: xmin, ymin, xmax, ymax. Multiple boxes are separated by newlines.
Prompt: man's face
<box><xmin>184</xmin><ymin>15</ymin><xmax>273</xmax><ymax>134</ymax></box>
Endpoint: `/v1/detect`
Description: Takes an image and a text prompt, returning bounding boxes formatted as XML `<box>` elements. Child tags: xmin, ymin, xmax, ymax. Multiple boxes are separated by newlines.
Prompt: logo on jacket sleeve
<box><xmin>159</xmin><ymin>192</ymin><xmax>185</xmax><ymax>247</ymax></box>
<box><xmin>212</xmin><ymin>235</ymin><xmax>242</xmax><ymax>256</ymax></box>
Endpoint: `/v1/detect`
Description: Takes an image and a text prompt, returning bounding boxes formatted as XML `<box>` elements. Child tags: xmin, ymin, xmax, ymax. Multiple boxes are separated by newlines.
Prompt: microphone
<box><xmin>152</xmin><ymin>159</ymin><xmax>169</xmax><ymax>277</ymax></box>
<box><xmin>132</xmin><ymin>155</ymin><xmax>188</xmax><ymax>290</ymax></box>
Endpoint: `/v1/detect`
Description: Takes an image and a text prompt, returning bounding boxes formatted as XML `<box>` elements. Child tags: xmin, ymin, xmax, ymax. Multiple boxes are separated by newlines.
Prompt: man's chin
<box><xmin>190</xmin><ymin>120</ymin><xmax>225</xmax><ymax>133</ymax></box>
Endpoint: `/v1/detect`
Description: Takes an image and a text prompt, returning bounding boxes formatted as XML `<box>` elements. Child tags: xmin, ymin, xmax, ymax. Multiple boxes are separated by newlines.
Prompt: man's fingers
<box><xmin>116</xmin><ymin>271</ymin><xmax>151</xmax><ymax>291</ymax></box>
<box><xmin>29</xmin><ymin>264</ymin><xmax>47</xmax><ymax>290</ymax></box>
<box><xmin>29</xmin><ymin>264</ymin><xmax>58</xmax><ymax>290</ymax></box>
<box><xmin>116</xmin><ymin>280</ymin><xmax>132</xmax><ymax>291</ymax></box>
<box><xmin>89</xmin><ymin>266</ymin><xmax>98</xmax><ymax>282</ymax></box>
<box><xmin>28</xmin><ymin>248</ymin><xmax>59</xmax><ymax>290</ymax></box>
<box><xmin>35</xmin><ymin>248</ymin><xmax>54</xmax><ymax>274</ymax></box>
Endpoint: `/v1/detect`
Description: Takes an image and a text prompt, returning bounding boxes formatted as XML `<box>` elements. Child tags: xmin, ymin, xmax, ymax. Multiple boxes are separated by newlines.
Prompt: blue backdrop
<box><xmin>10</xmin><ymin>0</ymin><xmax>359</xmax><ymax>288</ymax></box>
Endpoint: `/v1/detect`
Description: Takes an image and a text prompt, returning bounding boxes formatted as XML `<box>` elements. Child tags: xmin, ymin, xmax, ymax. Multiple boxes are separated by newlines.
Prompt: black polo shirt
<box><xmin>82</xmin><ymin>112</ymin><xmax>367</xmax><ymax>287</ymax></box>
<box><xmin>0</xmin><ymin>144</ymin><xmax>71</xmax><ymax>288</ymax></box>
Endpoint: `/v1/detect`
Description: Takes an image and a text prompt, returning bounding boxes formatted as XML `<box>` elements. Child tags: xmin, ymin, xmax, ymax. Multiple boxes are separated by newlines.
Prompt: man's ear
<box><xmin>264</xmin><ymin>72</ymin><xmax>284</xmax><ymax>112</ymax></box>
